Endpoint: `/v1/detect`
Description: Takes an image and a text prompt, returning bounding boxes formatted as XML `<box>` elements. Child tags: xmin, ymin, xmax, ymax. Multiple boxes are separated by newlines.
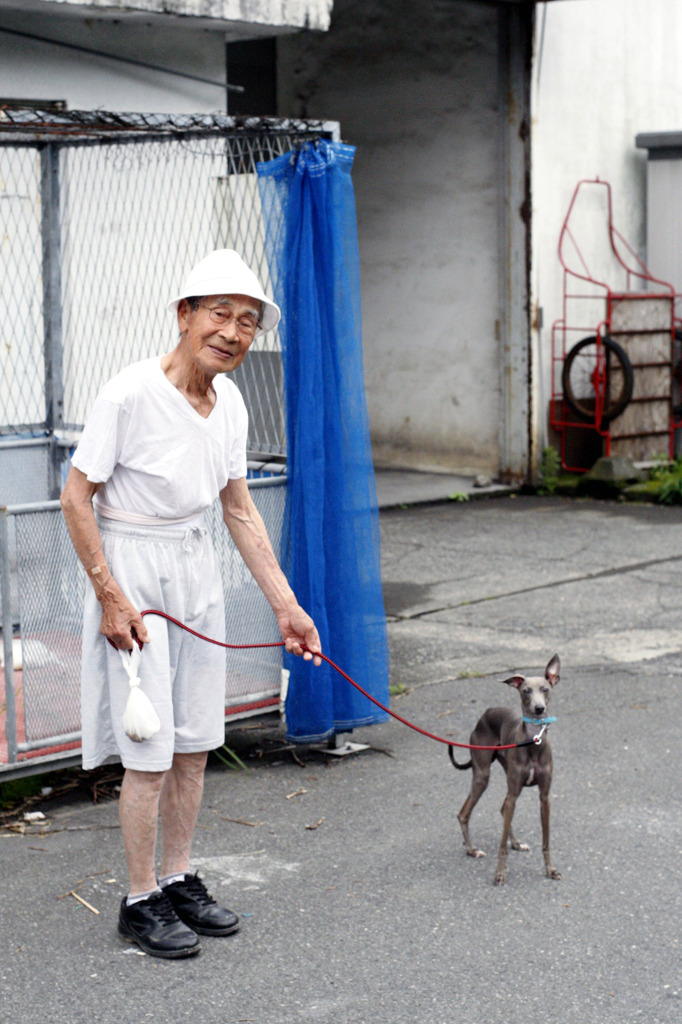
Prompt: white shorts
<box><xmin>81</xmin><ymin>519</ymin><xmax>227</xmax><ymax>772</ymax></box>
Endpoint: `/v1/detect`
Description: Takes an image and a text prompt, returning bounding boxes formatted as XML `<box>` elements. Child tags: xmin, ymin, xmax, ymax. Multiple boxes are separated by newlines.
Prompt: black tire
<box><xmin>561</xmin><ymin>334</ymin><xmax>634</xmax><ymax>424</ymax></box>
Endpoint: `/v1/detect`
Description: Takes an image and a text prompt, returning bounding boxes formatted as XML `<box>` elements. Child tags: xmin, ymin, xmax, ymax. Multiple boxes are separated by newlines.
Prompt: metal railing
<box><xmin>0</xmin><ymin>475</ymin><xmax>287</xmax><ymax>779</ymax></box>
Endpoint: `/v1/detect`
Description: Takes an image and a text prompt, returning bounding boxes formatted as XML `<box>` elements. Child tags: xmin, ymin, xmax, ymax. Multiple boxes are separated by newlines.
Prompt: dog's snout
<box><xmin>534</xmin><ymin>704</ymin><xmax>545</xmax><ymax>716</ymax></box>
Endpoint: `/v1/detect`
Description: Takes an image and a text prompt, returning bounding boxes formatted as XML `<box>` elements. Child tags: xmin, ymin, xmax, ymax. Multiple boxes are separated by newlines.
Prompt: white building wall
<box><xmin>278</xmin><ymin>0</ymin><xmax>505</xmax><ymax>475</ymax></box>
<box><xmin>0</xmin><ymin>9</ymin><xmax>226</xmax><ymax>111</ymax></box>
<box><xmin>532</xmin><ymin>0</ymin><xmax>682</xmax><ymax>455</ymax></box>
<box><xmin>17</xmin><ymin>0</ymin><xmax>332</xmax><ymax>32</ymax></box>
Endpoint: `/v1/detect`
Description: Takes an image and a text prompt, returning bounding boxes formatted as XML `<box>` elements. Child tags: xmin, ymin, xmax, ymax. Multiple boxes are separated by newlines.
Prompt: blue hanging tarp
<box><xmin>257</xmin><ymin>140</ymin><xmax>389</xmax><ymax>743</ymax></box>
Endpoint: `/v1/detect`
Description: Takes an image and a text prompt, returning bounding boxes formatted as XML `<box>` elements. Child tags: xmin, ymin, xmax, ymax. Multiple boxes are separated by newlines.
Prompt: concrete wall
<box><xmin>532</xmin><ymin>0</ymin><xmax>682</xmax><ymax>454</ymax></box>
<box><xmin>278</xmin><ymin>0</ymin><xmax>506</xmax><ymax>475</ymax></box>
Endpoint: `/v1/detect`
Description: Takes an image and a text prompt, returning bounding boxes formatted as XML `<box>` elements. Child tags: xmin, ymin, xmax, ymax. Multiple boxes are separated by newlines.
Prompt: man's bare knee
<box><xmin>122</xmin><ymin>766</ymin><xmax>167</xmax><ymax>796</ymax></box>
<box><xmin>170</xmin><ymin>751</ymin><xmax>208</xmax><ymax>782</ymax></box>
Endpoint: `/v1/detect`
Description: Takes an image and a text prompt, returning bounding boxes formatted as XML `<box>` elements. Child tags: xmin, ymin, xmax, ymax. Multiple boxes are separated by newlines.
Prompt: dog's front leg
<box><xmin>540</xmin><ymin>792</ymin><xmax>561</xmax><ymax>880</ymax></box>
<box><xmin>494</xmin><ymin>791</ymin><xmax>518</xmax><ymax>885</ymax></box>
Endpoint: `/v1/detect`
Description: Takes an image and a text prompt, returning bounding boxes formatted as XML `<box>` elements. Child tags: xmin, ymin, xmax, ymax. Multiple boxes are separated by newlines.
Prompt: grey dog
<box><xmin>449</xmin><ymin>654</ymin><xmax>561</xmax><ymax>886</ymax></box>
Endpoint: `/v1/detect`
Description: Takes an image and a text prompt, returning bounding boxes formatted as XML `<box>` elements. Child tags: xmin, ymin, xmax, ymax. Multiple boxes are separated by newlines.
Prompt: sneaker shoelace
<box><xmin>178</xmin><ymin>874</ymin><xmax>215</xmax><ymax>906</ymax></box>
<box><xmin>145</xmin><ymin>891</ymin><xmax>181</xmax><ymax>925</ymax></box>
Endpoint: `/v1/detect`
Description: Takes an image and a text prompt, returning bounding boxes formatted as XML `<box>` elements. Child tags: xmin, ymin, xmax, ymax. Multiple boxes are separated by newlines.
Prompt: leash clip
<box><xmin>533</xmin><ymin>723</ymin><xmax>549</xmax><ymax>745</ymax></box>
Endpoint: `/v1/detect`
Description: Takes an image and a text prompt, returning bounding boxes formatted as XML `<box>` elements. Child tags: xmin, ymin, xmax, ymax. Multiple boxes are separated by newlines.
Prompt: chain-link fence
<box><xmin>0</xmin><ymin>110</ymin><xmax>336</xmax><ymax>776</ymax></box>
<box><xmin>0</xmin><ymin>110</ymin><xmax>334</xmax><ymax>470</ymax></box>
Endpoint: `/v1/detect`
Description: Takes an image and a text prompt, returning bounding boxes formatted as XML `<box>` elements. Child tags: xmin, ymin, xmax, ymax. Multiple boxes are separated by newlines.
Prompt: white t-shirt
<box><xmin>72</xmin><ymin>356</ymin><xmax>248</xmax><ymax>521</ymax></box>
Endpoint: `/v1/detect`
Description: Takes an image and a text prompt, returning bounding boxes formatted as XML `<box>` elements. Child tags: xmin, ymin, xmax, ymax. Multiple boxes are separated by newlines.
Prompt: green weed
<box><xmin>537</xmin><ymin>446</ymin><xmax>561</xmax><ymax>495</ymax></box>
<box><xmin>649</xmin><ymin>456</ymin><xmax>682</xmax><ymax>504</ymax></box>
<box><xmin>212</xmin><ymin>745</ymin><xmax>249</xmax><ymax>771</ymax></box>
<box><xmin>389</xmin><ymin>682</ymin><xmax>409</xmax><ymax>697</ymax></box>
<box><xmin>0</xmin><ymin>775</ymin><xmax>44</xmax><ymax>812</ymax></box>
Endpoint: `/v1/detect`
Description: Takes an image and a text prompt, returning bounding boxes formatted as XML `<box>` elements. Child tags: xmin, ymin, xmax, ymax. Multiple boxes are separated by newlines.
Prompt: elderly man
<box><xmin>61</xmin><ymin>250</ymin><xmax>321</xmax><ymax>959</ymax></box>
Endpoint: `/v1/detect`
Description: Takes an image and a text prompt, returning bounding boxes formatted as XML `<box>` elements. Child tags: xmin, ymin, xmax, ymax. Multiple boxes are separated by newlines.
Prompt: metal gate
<box><xmin>0</xmin><ymin>109</ymin><xmax>336</xmax><ymax>778</ymax></box>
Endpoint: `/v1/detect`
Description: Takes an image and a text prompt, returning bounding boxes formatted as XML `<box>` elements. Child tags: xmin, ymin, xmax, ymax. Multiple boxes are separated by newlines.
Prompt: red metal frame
<box><xmin>550</xmin><ymin>178</ymin><xmax>679</xmax><ymax>471</ymax></box>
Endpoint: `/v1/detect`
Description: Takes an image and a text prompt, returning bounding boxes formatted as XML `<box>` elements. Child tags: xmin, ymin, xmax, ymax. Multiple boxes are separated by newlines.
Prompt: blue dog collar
<box><xmin>522</xmin><ymin>715</ymin><xmax>557</xmax><ymax>726</ymax></box>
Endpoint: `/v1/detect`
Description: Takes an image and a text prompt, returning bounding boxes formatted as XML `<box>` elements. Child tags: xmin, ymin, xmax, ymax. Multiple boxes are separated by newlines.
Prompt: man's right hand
<box><xmin>97</xmin><ymin>578</ymin><xmax>150</xmax><ymax>650</ymax></box>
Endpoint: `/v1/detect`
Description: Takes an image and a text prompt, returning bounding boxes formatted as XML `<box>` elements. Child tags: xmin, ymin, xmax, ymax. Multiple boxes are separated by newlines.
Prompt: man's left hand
<box><xmin>277</xmin><ymin>606</ymin><xmax>322</xmax><ymax>667</ymax></box>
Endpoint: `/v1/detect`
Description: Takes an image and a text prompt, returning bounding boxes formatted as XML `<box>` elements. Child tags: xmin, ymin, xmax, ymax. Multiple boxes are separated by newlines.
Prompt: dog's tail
<box><xmin>448</xmin><ymin>745</ymin><xmax>472</xmax><ymax>771</ymax></box>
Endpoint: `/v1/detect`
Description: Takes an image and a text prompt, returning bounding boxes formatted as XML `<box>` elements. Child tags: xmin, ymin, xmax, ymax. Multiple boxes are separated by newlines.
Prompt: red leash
<box><xmin>139</xmin><ymin>609</ymin><xmax>528</xmax><ymax>752</ymax></box>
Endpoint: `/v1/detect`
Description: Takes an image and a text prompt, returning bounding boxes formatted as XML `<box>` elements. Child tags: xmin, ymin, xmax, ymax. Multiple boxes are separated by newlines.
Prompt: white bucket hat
<box><xmin>167</xmin><ymin>249</ymin><xmax>281</xmax><ymax>335</ymax></box>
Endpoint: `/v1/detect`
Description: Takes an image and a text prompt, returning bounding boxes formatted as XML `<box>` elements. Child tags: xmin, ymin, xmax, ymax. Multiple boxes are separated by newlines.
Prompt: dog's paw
<box><xmin>494</xmin><ymin>871</ymin><xmax>507</xmax><ymax>886</ymax></box>
<box><xmin>511</xmin><ymin>841</ymin><xmax>530</xmax><ymax>852</ymax></box>
<box><xmin>466</xmin><ymin>848</ymin><xmax>486</xmax><ymax>859</ymax></box>
<box><xmin>546</xmin><ymin>867</ymin><xmax>562</xmax><ymax>880</ymax></box>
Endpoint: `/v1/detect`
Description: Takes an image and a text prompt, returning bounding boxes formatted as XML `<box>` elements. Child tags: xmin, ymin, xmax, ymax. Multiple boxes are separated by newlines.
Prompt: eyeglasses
<box><xmin>197</xmin><ymin>303</ymin><xmax>260</xmax><ymax>338</ymax></box>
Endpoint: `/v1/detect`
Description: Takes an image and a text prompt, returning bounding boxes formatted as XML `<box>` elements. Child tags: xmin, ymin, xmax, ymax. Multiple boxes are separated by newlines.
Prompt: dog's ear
<box><xmin>545</xmin><ymin>654</ymin><xmax>560</xmax><ymax>687</ymax></box>
<box><xmin>503</xmin><ymin>674</ymin><xmax>525</xmax><ymax>689</ymax></box>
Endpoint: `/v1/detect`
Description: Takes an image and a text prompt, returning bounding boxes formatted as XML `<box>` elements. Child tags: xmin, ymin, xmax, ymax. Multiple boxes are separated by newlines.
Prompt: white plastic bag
<box><xmin>119</xmin><ymin>644</ymin><xmax>161</xmax><ymax>743</ymax></box>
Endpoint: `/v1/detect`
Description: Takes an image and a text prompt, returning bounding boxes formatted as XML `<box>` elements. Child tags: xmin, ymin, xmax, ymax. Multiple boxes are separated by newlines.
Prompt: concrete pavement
<box><xmin>1</xmin><ymin>491</ymin><xmax>681</xmax><ymax>1024</ymax></box>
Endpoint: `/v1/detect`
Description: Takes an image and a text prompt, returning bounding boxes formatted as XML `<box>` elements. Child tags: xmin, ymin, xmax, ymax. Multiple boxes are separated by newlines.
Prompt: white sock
<box><xmin>159</xmin><ymin>872</ymin><xmax>189</xmax><ymax>888</ymax></box>
<box><xmin>126</xmin><ymin>887</ymin><xmax>162</xmax><ymax>907</ymax></box>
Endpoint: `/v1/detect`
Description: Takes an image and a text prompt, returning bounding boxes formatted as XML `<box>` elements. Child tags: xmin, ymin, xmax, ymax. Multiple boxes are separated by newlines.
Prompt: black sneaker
<box><xmin>118</xmin><ymin>891</ymin><xmax>201</xmax><ymax>959</ymax></box>
<box><xmin>163</xmin><ymin>873</ymin><xmax>240</xmax><ymax>936</ymax></box>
